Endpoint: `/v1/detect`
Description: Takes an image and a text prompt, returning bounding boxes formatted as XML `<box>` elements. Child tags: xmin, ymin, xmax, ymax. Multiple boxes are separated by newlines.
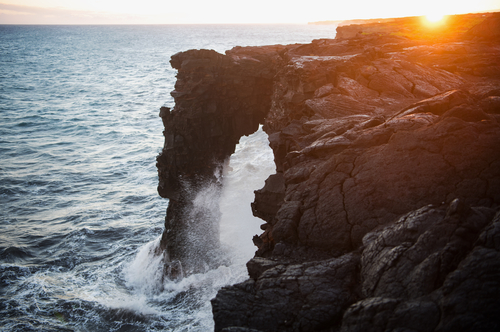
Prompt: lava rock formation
<box><xmin>157</xmin><ymin>13</ymin><xmax>500</xmax><ymax>331</ymax></box>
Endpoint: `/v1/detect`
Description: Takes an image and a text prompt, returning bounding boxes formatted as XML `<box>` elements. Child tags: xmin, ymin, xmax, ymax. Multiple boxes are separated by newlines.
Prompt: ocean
<box><xmin>0</xmin><ymin>24</ymin><xmax>338</xmax><ymax>331</ymax></box>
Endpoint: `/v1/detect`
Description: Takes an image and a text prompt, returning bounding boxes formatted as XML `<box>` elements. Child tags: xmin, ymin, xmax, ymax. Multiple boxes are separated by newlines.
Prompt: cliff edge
<box><xmin>157</xmin><ymin>13</ymin><xmax>500</xmax><ymax>331</ymax></box>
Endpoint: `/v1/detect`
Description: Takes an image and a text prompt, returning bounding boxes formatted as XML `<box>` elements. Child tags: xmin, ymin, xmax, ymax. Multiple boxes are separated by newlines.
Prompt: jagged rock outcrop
<box><xmin>342</xmin><ymin>201</ymin><xmax>500</xmax><ymax>332</ymax></box>
<box><xmin>213</xmin><ymin>85</ymin><xmax>500</xmax><ymax>329</ymax></box>
<box><xmin>156</xmin><ymin>46</ymin><xmax>284</xmax><ymax>274</ymax></box>
<box><xmin>248</xmin><ymin>34</ymin><xmax>500</xmax><ymax>259</ymax></box>
<box><xmin>213</xmin><ymin>253</ymin><xmax>359</xmax><ymax>332</ymax></box>
<box><xmin>216</xmin><ymin>202</ymin><xmax>500</xmax><ymax>332</ymax></box>
<box><xmin>157</xmin><ymin>13</ymin><xmax>500</xmax><ymax>331</ymax></box>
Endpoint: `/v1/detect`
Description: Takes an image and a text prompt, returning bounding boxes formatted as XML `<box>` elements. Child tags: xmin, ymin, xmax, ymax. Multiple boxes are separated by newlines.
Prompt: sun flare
<box><xmin>422</xmin><ymin>12</ymin><xmax>448</xmax><ymax>28</ymax></box>
<box><xmin>425</xmin><ymin>13</ymin><xmax>445</xmax><ymax>22</ymax></box>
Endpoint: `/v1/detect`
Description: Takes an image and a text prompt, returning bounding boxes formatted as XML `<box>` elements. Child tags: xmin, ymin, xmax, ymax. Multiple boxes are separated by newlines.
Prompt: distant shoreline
<box><xmin>308</xmin><ymin>10</ymin><xmax>500</xmax><ymax>26</ymax></box>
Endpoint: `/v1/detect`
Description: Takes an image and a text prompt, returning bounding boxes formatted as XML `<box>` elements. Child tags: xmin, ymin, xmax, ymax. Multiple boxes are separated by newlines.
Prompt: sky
<box><xmin>1</xmin><ymin>0</ymin><xmax>499</xmax><ymax>24</ymax></box>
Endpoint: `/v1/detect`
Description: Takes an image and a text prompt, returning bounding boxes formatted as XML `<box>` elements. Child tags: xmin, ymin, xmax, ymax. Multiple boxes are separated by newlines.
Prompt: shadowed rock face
<box><xmin>157</xmin><ymin>14</ymin><xmax>500</xmax><ymax>332</ymax></box>
<box><xmin>249</xmin><ymin>35</ymin><xmax>500</xmax><ymax>259</ymax></box>
<box><xmin>156</xmin><ymin>47</ymin><xmax>283</xmax><ymax>274</ymax></box>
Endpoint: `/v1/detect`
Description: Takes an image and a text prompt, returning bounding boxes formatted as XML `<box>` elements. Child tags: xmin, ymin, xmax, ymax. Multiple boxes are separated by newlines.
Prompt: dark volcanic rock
<box><xmin>212</xmin><ymin>253</ymin><xmax>359</xmax><ymax>332</ymax></box>
<box><xmin>265</xmin><ymin>93</ymin><xmax>500</xmax><ymax>254</ymax></box>
<box><xmin>342</xmin><ymin>204</ymin><xmax>500</xmax><ymax>332</ymax></box>
<box><xmin>360</xmin><ymin>200</ymin><xmax>497</xmax><ymax>299</ymax></box>
<box><xmin>156</xmin><ymin>46</ymin><xmax>284</xmax><ymax>273</ymax></box>
<box><xmin>341</xmin><ymin>297</ymin><xmax>441</xmax><ymax>332</ymax></box>
<box><xmin>158</xmin><ymin>13</ymin><xmax>500</xmax><ymax>332</ymax></box>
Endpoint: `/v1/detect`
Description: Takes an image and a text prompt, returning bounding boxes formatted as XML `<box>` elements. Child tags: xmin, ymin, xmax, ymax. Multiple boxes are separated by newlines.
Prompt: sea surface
<box><xmin>0</xmin><ymin>24</ymin><xmax>338</xmax><ymax>331</ymax></box>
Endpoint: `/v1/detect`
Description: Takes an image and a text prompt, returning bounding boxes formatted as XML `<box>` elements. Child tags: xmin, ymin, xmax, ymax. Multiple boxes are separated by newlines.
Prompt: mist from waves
<box><xmin>122</xmin><ymin>127</ymin><xmax>275</xmax><ymax>330</ymax></box>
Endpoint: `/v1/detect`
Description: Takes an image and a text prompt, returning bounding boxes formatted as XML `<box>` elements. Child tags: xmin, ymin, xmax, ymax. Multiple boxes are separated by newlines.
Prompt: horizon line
<box><xmin>1</xmin><ymin>9</ymin><xmax>498</xmax><ymax>26</ymax></box>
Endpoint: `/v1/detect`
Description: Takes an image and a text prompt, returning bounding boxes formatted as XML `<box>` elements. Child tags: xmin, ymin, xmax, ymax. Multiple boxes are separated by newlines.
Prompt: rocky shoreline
<box><xmin>156</xmin><ymin>13</ymin><xmax>500</xmax><ymax>331</ymax></box>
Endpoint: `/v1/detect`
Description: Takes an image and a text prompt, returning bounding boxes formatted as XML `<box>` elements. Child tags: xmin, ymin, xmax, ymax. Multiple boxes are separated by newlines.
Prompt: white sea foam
<box><xmin>124</xmin><ymin>237</ymin><xmax>165</xmax><ymax>294</ymax></box>
<box><xmin>121</xmin><ymin>126</ymin><xmax>275</xmax><ymax>329</ymax></box>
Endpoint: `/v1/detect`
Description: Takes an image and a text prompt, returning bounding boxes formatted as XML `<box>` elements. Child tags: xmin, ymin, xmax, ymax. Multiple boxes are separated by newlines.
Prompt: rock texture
<box><xmin>157</xmin><ymin>13</ymin><xmax>500</xmax><ymax>331</ymax></box>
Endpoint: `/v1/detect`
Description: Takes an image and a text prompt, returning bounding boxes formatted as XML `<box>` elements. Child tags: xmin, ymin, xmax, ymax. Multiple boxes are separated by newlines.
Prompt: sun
<box><xmin>422</xmin><ymin>12</ymin><xmax>448</xmax><ymax>28</ymax></box>
<box><xmin>425</xmin><ymin>13</ymin><xmax>445</xmax><ymax>23</ymax></box>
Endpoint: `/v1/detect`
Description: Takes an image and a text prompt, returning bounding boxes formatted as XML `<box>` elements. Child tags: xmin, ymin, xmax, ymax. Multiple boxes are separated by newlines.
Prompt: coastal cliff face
<box><xmin>157</xmin><ymin>14</ymin><xmax>500</xmax><ymax>331</ymax></box>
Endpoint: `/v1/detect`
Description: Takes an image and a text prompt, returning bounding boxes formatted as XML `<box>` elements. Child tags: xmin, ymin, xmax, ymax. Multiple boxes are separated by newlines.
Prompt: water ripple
<box><xmin>0</xmin><ymin>24</ymin><xmax>338</xmax><ymax>331</ymax></box>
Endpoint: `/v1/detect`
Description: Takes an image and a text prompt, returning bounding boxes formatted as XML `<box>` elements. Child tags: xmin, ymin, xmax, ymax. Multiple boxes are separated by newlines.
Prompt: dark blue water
<box><xmin>0</xmin><ymin>24</ymin><xmax>338</xmax><ymax>331</ymax></box>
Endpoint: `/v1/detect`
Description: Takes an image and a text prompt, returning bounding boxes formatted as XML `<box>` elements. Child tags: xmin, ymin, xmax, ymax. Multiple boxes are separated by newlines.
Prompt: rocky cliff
<box><xmin>157</xmin><ymin>13</ymin><xmax>500</xmax><ymax>331</ymax></box>
<box><xmin>156</xmin><ymin>46</ymin><xmax>284</xmax><ymax>274</ymax></box>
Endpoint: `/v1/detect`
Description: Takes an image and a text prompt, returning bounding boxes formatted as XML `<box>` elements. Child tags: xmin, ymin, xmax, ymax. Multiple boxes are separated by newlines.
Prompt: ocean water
<box><xmin>0</xmin><ymin>24</ymin><xmax>338</xmax><ymax>331</ymax></box>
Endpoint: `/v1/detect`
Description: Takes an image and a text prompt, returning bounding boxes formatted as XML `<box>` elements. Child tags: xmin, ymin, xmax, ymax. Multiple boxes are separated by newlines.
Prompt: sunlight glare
<box><xmin>426</xmin><ymin>13</ymin><xmax>445</xmax><ymax>22</ymax></box>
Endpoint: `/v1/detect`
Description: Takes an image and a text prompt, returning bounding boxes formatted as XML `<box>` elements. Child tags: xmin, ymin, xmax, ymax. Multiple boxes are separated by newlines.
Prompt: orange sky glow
<box><xmin>1</xmin><ymin>0</ymin><xmax>499</xmax><ymax>24</ymax></box>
